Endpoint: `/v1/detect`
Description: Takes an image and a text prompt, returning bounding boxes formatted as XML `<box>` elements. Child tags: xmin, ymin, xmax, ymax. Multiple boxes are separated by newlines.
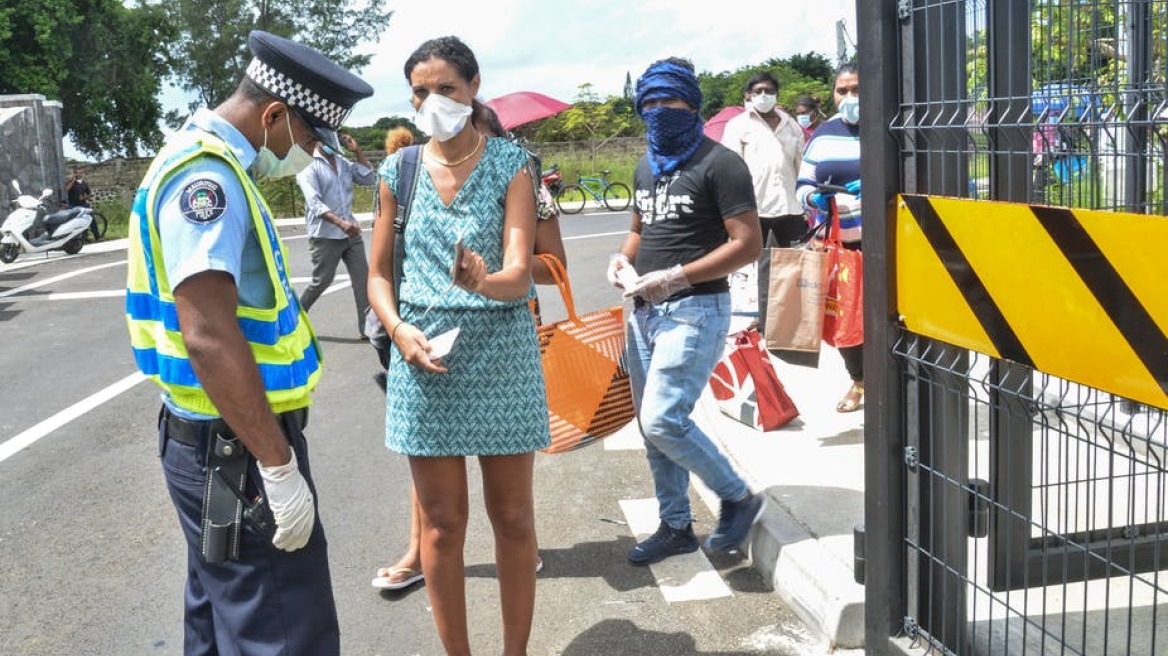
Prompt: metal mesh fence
<box><xmin>894</xmin><ymin>330</ymin><xmax>1168</xmax><ymax>655</ymax></box>
<box><xmin>884</xmin><ymin>1</ymin><xmax>1168</xmax><ymax>654</ymax></box>
<box><xmin>893</xmin><ymin>0</ymin><xmax>1168</xmax><ymax>212</ymax></box>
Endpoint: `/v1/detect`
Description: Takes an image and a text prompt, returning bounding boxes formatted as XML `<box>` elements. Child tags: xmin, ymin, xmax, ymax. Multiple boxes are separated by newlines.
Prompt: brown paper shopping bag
<box><xmin>757</xmin><ymin>243</ymin><xmax>829</xmax><ymax>367</ymax></box>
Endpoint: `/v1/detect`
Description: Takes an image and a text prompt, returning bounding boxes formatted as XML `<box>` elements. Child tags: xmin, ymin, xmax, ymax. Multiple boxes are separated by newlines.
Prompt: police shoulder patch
<box><xmin>179</xmin><ymin>179</ymin><xmax>229</xmax><ymax>225</ymax></box>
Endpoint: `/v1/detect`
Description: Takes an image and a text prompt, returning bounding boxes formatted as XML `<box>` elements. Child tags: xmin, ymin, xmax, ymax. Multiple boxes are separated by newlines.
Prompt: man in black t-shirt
<box><xmin>608</xmin><ymin>57</ymin><xmax>765</xmax><ymax>566</ymax></box>
<box><xmin>65</xmin><ymin>165</ymin><xmax>99</xmax><ymax>241</ymax></box>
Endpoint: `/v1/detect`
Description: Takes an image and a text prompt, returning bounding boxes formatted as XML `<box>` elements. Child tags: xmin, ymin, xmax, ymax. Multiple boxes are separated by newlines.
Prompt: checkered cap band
<box><xmin>246</xmin><ymin>58</ymin><xmax>351</xmax><ymax>129</ymax></box>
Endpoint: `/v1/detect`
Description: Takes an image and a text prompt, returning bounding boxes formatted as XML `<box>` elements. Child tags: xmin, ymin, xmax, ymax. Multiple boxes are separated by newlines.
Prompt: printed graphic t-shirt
<box><xmin>633</xmin><ymin>137</ymin><xmax>757</xmax><ymax>298</ymax></box>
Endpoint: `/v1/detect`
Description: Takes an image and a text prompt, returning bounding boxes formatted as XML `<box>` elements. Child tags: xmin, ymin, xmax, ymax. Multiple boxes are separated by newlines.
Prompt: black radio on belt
<box><xmin>213</xmin><ymin>466</ymin><xmax>276</xmax><ymax>538</ymax></box>
<box><xmin>201</xmin><ymin>428</ymin><xmax>264</xmax><ymax>563</ymax></box>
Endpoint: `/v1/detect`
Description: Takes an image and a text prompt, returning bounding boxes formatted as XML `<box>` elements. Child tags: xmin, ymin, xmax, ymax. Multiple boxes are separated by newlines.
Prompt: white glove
<box><xmin>258</xmin><ymin>450</ymin><xmax>316</xmax><ymax>552</ymax></box>
<box><xmin>625</xmin><ymin>264</ymin><xmax>691</xmax><ymax>304</ymax></box>
<box><xmin>606</xmin><ymin>253</ymin><xmax>634</xmax><ymax>289</ymax></box>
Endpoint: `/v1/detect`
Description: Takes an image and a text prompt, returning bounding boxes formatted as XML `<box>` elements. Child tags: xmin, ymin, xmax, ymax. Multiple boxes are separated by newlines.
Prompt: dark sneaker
<box><xmin>628</xmin><ymin>522</ymin><xmax>699</xmax><ymax>566</ymax></box>
<box><xmin>372</xmin><ymin>371</ymin><xmax>387</xmax><ymax>392</ymax></box>
<box><xmin>705</xmin><ymin>492</ymin><xmax>766</xmax><ymax>553</ymax></box>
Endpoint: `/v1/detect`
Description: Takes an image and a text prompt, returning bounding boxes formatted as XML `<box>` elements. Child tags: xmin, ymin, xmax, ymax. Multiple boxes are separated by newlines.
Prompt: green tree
<box><xmin>166</xmin><ymin>0</ymin><xmax>392</xmax><ymax>120</ymax></box>
<box><xmin>344</xmin><ymin>116</ymin><xmax>425</xmax><ymax>152</ymax></box>
<box><xmin>542</xmin><ymin>83</ymin><xmax>638</xmax><ymax>169</ymax></box>
<box><xmin>0</xmin><ymin>0</ymin><xmax>173</xmax><ymax>157</ymax></box>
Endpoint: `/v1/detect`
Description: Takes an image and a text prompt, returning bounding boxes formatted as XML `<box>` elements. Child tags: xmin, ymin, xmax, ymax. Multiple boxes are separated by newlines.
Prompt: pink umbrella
<box><xmin>484</xmin><ymin>91</ymin><xmax>572</xmax><ymax>131</ymax></box>
<box><xmin>703</xmin><ymin>106</ymin><xmax>745</xmax><ymax>142</ymax></box>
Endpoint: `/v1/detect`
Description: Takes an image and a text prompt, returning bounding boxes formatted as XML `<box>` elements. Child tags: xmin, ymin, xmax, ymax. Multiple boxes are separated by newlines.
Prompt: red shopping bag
<box><xmin>709</xmin><ymin>328</ymin><xmax>799</xmax><ymax>431</ymax></box>
<box><xmin>822</xmin><ymin>201</ymin><xmax>864</xmax><ymax>348</ymax></box>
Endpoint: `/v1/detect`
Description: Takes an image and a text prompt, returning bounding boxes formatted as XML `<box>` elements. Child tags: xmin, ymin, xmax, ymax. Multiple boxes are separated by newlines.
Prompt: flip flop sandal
<box><xmin>371</xmin><ymin>566</ymin><xmax>424</xmax><ymax>591</ymax></box>
<box><xmin>836</xmin><ymin>384</ymin><xmax>865</xmax><ymax>413</ymax></box>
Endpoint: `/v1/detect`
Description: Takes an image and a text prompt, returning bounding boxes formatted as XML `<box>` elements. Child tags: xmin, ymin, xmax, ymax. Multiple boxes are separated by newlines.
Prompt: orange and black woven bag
<box><xmin>535</xmin><ymin>254</ymin><xmax>635</xmax><ymax>454</ymax></box>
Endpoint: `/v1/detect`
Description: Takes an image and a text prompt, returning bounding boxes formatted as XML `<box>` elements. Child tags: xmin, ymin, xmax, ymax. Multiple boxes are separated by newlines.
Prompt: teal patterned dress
<box><xmin>380</xmin><ymin>138</ymin><xmax>550</xmax><ymax>456</ymax></box>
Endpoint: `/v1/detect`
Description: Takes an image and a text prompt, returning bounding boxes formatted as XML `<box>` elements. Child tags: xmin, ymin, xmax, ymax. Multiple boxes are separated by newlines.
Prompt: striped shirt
<box><xmin>795</xmin><ymin>116</ymin><xmax>862</xmax><ymax>243</ymax></box>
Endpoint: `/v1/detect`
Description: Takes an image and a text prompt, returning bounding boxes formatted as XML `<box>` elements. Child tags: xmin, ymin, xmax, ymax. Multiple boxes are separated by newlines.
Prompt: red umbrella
<box><xmin>703</xmin><ymin>105</ymin><xmax>745</xmax><ymax>142</ymax></box>
<box><xmin>484</xmin><ymin>91</ymin><xmax>572</xmax><ymax>131</ymax></box>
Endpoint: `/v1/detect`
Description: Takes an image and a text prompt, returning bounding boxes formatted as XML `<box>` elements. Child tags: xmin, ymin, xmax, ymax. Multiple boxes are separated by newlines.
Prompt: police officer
<box><xmin>125</xmin><ymin>31</ymin><xmax>372</xmax><ymax>655</ymax></box>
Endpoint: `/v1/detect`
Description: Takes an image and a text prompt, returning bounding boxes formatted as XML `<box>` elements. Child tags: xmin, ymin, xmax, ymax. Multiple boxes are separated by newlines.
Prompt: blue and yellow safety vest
<box><xmin>125</xmin><ymin>133</ymin><xmax>321</xmax><ymax>415</ymax></box>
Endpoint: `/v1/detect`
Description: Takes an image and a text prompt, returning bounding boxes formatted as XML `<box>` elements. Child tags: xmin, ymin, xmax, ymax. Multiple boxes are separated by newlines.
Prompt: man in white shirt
<box><xmin>296</xmin><ymin>131</ymin><xmax>376</xmax><ymax>338</ymax></box>
<box><xmin>721</xmin><ymin>71</ymin><xmax>807</xmax><ymax>247</ymax></box>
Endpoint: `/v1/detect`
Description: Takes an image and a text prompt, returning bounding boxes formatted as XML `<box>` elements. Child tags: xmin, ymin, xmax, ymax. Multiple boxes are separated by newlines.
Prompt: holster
<box><xmin>200</xmin><ymin>425</ymin><xmax>248</xmax><ymax>564</ymax></box>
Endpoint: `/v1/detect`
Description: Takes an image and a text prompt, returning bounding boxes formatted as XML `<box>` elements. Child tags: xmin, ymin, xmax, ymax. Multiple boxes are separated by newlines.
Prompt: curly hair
<box><xmin>383</xmin><ymin>126</ymin><xmax>415</xmax><ymax>154</ymax></box>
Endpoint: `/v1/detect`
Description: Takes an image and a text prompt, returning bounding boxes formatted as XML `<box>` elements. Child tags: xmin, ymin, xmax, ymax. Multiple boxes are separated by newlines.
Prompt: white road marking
<box><xmin>11</xmin><ymin>290</ymin><xmax>126</xmax><ymax>301</ymax></box>
<box><xmin>0</xmin><ymin>260</ymin><xmax>125</xmax><ymax>298</ymax></box>
<box><xmin>618</xmin><ymin>498</ymin><xmax>733</xmax><ymax>603</ymax></box>
<box><xmin>563</xmin><ymin>230</ymin><xmax>628</xmax><ymax>241</ymax></box>
<box><xmin>2</xmin><ymin>274</ymin><xmax>352</xmax><ymax>302</ymax></box>
<box><xmin>0</xmin><ymin>372</ymin><xmax>147</xmax><ymax>464</ymax></box>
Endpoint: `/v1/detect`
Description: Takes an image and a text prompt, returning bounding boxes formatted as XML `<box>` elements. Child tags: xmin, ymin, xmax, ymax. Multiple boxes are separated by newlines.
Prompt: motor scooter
<box><xmin>0</xmin><ymin>180</ymin><xmax>93</xmax><ymax>263</ymax></box>
<box><xmin>541</xmin><ymin>164</ymin><xmax>563</xmax><ymax>196</ymax></box>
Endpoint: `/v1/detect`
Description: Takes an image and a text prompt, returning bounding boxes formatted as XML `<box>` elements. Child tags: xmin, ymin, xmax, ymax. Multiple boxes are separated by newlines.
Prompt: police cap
<box><xmin>246</xmin><ymin>30</ymin><xmax>374</xmax><ymax>150</ymax></box>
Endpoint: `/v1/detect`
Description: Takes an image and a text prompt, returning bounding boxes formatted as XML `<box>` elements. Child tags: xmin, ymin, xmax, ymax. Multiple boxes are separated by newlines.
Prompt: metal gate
<box><xmin>860</xmin><ymin>2</ymin><xmax>1168</xmax><ymax>654</ymax></box>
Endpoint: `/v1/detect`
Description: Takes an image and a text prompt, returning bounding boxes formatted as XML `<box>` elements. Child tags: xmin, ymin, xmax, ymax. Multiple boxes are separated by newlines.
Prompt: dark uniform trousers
<box><xmin>158</xmin><ymin>409</ymin><xmax>339</xmax><ymax>656</ymax></box>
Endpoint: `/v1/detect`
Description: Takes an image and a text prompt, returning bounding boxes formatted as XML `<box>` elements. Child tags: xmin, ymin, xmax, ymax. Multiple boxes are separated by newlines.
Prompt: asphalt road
<box><xmin>0</xmin><ymin>209</ymin><xmax>818</xmax><ymax>656</ymax></box>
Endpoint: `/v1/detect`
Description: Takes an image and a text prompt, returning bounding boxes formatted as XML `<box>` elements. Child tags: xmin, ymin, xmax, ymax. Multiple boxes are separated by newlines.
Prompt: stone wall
<box><xmin>0</xmin><ymin>95</ymin><xmax>66</xmax><ymax>213</ymax></box>
<box><xmin>82</xmin><ymin>136</ymin><xmax>648</xmax><ymax>218</ymax></box>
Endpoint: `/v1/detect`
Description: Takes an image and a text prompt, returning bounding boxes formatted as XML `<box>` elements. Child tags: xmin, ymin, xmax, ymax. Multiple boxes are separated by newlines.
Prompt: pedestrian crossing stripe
<box><xmin>897</xmin><ymin>194</ymin><xmax>1168</xmax><ymax>410</ymax></box>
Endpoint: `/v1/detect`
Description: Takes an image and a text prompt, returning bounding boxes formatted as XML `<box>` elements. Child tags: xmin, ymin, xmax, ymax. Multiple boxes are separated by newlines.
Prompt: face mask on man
<box><xmin>254</xmin><ymin>112</ymin><xmax>314</xmax><ymax>178</ymax></box>
<box><xmin>415</xmin><ymin>93</ymin><xmax>472</xmax><ymax>142</ymax></box>
<box><xmin>796</xmin><ymin>114</ymin><xmax>813</xmax><ymax>128</ymax></box>
<box><xmin>750</xmin><ymin>92</ymin><xmax>777</xmax><ymax>114</ymax></box>
<box><xmin>839</xmin><ymin>95</ymin><xmax>860</xmax><ymax>125</ymax></box>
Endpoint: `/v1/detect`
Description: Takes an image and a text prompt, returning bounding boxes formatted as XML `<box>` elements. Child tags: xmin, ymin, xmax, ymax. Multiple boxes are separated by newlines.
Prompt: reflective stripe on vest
<box><xmin>125</xmin><ymin>133</ymin><xmax>321</xmax><ymax>415</ymax></box>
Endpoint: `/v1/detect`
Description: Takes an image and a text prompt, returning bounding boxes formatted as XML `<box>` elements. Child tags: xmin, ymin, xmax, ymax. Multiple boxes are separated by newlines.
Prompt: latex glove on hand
<box><xmin>807</xmin><ymin>191</ymin><xmax>833</xmax><ymax>213</ymax></box>
<box><xmin>258</xmin><ymin>450</ymin><xmax>316</xmax><ymax>551</ymax></box>
<box><xmin>844</xmin><ymin>179</ymin><xmax>862</xmax><ymax>197</ymax></box>
<box><xmin>625</xmin><ymin>264</ymin><xmax>691</xmax><ymax>305</ymax></box>
<box><xmin>606</xmin><ymin>253</ymin><xmax>632</xmax><ymax>289</ymax></box>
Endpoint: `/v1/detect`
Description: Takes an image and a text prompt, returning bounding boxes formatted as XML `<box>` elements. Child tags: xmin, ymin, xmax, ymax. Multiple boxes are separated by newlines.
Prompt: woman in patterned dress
<box><xmin>367</xmin><ymin>36</ymin><xmax>548</xmax><ymax>656</ymax></box>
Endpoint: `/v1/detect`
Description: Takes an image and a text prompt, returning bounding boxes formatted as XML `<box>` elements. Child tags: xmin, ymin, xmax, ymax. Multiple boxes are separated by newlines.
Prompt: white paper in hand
<box><xmin>616</xmin><ymin>263</ymin><xmax>640</xmax><ymax>291</ymax></box>
<box><xmin>427</xmin><ymin>327</ymin><xmax>460</xmax><ymax>360</ymax></box>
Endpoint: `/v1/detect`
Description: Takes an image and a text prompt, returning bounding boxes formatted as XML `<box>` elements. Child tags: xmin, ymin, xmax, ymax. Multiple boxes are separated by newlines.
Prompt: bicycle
<box><xmin>555</xmin><ymin>170</ymin><xmax>631</xmax><ymax>214</ymax></box>
<box><xmin>87</xmin><ymin>210</ymin><xmax>107</xmax><ymax>242</ymax></box>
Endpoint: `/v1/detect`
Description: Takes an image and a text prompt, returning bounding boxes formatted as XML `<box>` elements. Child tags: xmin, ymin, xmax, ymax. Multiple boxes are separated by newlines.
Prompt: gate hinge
<box><xmin>897</xmin><ymin>0</ymin><xmax>912</xmax><ymax>20</ymax></box>
<box><xmin>904</xmin><ymin>445</ymin><xmax>920</xmax><ymax>472</ymax></box>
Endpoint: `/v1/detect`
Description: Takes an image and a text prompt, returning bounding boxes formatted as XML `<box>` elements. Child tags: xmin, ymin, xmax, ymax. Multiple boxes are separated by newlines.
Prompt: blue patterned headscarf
<box><xmin>635</xmin><ymin>61</ymin><xmax>705</xmax><ymax>177</ymax></box>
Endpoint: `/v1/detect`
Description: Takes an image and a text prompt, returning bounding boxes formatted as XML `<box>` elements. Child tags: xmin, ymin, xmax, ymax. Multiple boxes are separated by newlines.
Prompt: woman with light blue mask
<box><xmin>795</xmin><ymin>60</ymin><xmax>865</xmax><ymax>413</ymax></box>
<box><xmin>794</xmin><ymin>95</ymin><xmax>822</xmax><ymax>144</ymax></box>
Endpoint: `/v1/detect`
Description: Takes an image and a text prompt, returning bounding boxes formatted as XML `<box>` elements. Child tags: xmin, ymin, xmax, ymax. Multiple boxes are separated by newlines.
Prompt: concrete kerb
<box><xmin>689</xmin><ymin>337</ymin><xmax>867</xmax><ymax>651</ymax></box>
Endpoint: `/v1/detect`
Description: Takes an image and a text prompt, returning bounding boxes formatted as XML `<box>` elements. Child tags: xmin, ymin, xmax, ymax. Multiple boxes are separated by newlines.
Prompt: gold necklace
<box><xmin>425</xmin><ymin>134</ymin><xmax>484</xmax><ymax>167</ymax></box>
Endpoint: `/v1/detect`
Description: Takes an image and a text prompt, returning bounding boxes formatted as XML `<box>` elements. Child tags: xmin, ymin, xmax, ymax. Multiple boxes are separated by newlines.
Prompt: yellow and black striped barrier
<box><xmin>897</xmin><ymin>194</ymin><xmax>1168</xmax><ymax>410</ymax></box>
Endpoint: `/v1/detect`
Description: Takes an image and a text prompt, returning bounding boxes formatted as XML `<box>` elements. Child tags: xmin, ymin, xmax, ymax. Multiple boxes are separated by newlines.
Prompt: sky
<box><xmin>345</xmin><ymin>0</ymin><xmax>857</xmax><ymax>126</ymax></box>
<box><xmin>70</xmin><ymin>0</ymin><xmax>856</xmax><ymax>159</ymax></box>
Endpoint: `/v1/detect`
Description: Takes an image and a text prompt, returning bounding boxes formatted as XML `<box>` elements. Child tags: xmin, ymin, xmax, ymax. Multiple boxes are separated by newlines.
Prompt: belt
<box><xmin>161</xmin><ymin>406</ymin><xmax>309</xmax><ymax>447</ymax></box>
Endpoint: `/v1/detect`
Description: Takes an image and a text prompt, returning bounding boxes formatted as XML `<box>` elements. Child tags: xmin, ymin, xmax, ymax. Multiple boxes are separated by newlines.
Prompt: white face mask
<box><xmin>254</xmin><ymin>112</ymin><xmax>314</xmax><ymax>178</ymax></box>
<box><xmin>750</xmin><ymin>93</ymin><xmax>777</xmax><ymax>114</ymax></box>
<box><xmin>796</xmin><ymin>114</ymin><xmax>812</xmax><ymax>128</ymax></box>
<box><xmin>839</xmin><ymin>95</ymin><xmax>860</xmax><ymax>125</ymax></box>
<box><xmin>415</xmin><ymin>93</ymin><xmax>472</xmax><ymax>142</ymax></box>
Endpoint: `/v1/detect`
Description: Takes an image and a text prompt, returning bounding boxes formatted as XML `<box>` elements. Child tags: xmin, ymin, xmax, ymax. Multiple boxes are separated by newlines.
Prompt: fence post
<box><xmin>858</xmin><ymin>1</ymin><xmax>906</xmax><ymax>652</ymax></box>
<box><xmin>1124</xmin><ymin>0</ymin><xmax>1152</xmax><ymax>213</ymax></box>
<box><xmin>986</xmin><ymin>0</ymin><xmax>1036</xmax><ymax>595</ymax></box>
<box><xmin>909</xmin><ymin>1</ymin><xmax>971</xmax><ymax>651</ymax></box>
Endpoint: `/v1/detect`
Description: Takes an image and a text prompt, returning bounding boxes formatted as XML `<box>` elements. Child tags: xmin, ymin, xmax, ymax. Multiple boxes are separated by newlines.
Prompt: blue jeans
<box><xmin>627</xmin><ymin>292</ymin><xmax>747</xmax><ymax>529</ymax></box>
